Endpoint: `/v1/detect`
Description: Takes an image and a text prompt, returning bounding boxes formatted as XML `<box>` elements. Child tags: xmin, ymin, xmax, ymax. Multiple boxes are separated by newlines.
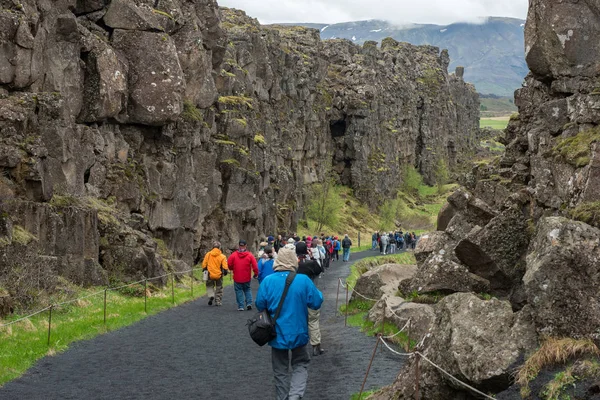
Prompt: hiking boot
<box><xmin>238</xmin><ymin>307</ymin><xmax>245</xmax><ymax>311</ymax></box>
<box><xmin>247</xmin><ymin>305</ymin><xmax>252</xmax><ymax>311</ymax></box>
<box><xmin>312</xmin><ymin>344</ymin><xmax>326</xmax><ymax>356</ymax></box>
<box><xmin>208</xmin><ymin>296</ymin><xmax>214</xmax><ymax>306</ymax></box>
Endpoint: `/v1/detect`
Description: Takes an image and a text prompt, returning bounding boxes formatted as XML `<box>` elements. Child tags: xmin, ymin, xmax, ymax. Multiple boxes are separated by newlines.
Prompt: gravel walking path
<box><xmin>0</xmin><ymin>250</ymin><xmax>405</xmax><ymax>400</ymax></box>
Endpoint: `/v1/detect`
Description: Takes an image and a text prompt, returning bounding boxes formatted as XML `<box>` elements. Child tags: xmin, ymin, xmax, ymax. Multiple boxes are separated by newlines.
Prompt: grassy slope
<box><xmin>0</xmin><ymin>271</ymin><xmax>225</xmax><ymax>386</ymax></box>
<box><xmin>298</xmin><ymin>184</ymin><xmax>455</xmax><ymax>249</ymax></box>
<box><xmin>480</xmin><ymin>96</ymin><xmax>517</xmax><ymax>118</ymax></box>
<box><xmin>480</xmin><ymin>117</ymin><xmax>510</xmax><ymax>130</ymax></box>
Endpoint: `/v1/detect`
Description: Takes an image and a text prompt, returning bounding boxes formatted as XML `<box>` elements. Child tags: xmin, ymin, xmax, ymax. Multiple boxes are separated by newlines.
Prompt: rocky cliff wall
<box><xmin>372</xmin><ymin>0</ymin><xmax>600</xmax><ymax>398</ymax></box>
<box><xmin>0</xmin><ymin>0</ymin><xmax>479</xmax><ymax>309</ymax></box>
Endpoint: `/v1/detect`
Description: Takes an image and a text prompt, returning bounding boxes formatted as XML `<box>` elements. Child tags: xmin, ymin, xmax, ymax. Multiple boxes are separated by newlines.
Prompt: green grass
<box><xmin>0</xmin><ymin>271</ymin><xmax>228</xmax><ymax>386</ymax></box>
<box><xmin>480</xmin><ymin>118</ymin><xmax>509</xmax><ymax>130</ymax></box>
<box><xmin>350</xmin><ymin>389</ymin><xmax>377</xmax><ymax>400</ymax></box>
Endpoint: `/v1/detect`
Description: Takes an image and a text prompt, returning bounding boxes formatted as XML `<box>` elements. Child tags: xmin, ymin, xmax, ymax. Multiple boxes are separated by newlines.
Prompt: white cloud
<box><xmin>218</xmin><ymin>0</ymin><xmax>529</xmax><ymax>25</ymax></box>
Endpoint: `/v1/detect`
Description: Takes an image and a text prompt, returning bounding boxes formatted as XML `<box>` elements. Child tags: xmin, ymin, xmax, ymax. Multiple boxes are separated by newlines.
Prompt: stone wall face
<box><xmin>0</xmin><ymin>1</ymin><xmax>478</xmax><ymax>302</ymax></box>
<box><xmin>371</xmin><ymin>1</ymin><xmax>600</xmax><ymax>398</ymax></box>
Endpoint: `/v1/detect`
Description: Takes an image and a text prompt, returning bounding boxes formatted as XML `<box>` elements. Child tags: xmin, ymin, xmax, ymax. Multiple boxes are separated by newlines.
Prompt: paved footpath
<box><xmin>0</xmin><ymin>250</ymin><xmax>404</xmax><ymax>400</ymax></box>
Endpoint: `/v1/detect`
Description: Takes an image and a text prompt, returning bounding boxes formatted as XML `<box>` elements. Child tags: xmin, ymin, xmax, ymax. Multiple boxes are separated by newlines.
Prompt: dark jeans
<box><xmin>234</xmin><ymin>281</ymin><xmax>252</xmax><ymax>309</ymax></box>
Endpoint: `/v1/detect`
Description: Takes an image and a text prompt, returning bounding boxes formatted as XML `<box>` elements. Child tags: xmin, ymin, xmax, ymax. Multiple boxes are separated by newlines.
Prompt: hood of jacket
<box><xmin>208</xmin><ymin>248</ymin><xmax>222</xmax><ymax>257</ymax></box>
<box><xmin>274</xmin><ymin>247</ymin><xmax>298</xmax><ymax>272</ymax></box>
<box><xmin>236</xmin><ymin>249</ymin><xmax>251</xmax><ymax>258</ymax></box>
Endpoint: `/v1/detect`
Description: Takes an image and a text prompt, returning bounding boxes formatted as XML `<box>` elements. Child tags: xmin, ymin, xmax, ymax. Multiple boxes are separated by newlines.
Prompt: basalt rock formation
<box><xmin>371</xmin><ymin>0</ymin><xmax>600</xmax><ymax>398</ymax></box>
<box><xmin>0</xmin><ymin>0</ymin><xmax>478</xmax><ymax>310</ymax></box>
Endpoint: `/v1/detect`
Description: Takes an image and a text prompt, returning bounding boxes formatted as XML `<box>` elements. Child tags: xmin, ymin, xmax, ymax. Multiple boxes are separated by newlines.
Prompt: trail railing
<box><xmin>0</xmin><ymin>267</ymin><xmax>208</xmax><ymax>346</ymax></box>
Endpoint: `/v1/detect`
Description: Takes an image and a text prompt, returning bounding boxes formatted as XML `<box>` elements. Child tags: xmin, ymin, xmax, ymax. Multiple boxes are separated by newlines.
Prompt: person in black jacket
<box><xmin>341</xmin><ymin>234</ymin><xmax>352</xmax><ymax>262</ymax></box>
<box><xmin>296</xmin><ymin>245</ymin><xmax>325</xmax><ymax>356</ymax></box>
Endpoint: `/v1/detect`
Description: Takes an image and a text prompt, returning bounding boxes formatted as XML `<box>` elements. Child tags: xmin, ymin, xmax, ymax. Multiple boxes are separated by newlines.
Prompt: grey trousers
<box><xmin>271</xmin><ymin>345</ymin><xmax>310</xmax><ymax>400</ymax></box>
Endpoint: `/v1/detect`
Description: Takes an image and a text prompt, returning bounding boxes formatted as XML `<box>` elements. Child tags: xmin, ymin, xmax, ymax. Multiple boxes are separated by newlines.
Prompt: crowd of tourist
<box><xmin>198</xmin><ymin>229</ymin><xmax>418</xmax><ymax>400</ymax></box>
<box><xmin>371</xmin><ymin>230</ymin><xmax>418</xmax><ymax>254</ymax></box>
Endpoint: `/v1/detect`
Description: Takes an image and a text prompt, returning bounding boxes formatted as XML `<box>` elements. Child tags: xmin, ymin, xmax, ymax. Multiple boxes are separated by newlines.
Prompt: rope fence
<box><xmin>0</xmin><ymin>267</ymin><xmax>208</xmax><ymax>346</ymax></box>
<box><xmin>339</xmin><ymin>274</ymin><xmax>497</xmax><ymax>400</ymax></box>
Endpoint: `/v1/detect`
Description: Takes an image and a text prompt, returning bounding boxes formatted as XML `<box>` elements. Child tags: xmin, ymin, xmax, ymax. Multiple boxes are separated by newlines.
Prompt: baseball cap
<box><xmin>239</xmin><ymin>239</ymin><xmax>247</xmax><ymax>246</ymax></box>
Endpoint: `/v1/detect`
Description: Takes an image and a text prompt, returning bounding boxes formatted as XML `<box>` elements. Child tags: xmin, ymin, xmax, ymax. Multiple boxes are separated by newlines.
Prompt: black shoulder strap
<box><xmin>273</xmin><ymin>271</ymin><xmax>296</xmax><ymax>323</ymax></box>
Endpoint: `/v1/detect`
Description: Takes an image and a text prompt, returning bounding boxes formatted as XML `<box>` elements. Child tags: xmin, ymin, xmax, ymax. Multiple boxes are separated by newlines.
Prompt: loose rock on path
<box><xmin>0</xmin><ymin>251</ymin><xmax>404</xmax><ymax>400</ymax></box>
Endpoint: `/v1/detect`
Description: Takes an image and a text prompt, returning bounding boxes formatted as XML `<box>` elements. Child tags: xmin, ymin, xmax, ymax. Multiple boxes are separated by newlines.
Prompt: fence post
<box><xmin>144</xmin><ymin>279</ymin><xmax>148</xmax><ymax>313</ymax></box>
<box><xmin>335</xmin><ymin>278</ymin><xmax>340</xmax><ymax>316</ymax></box>
<box><xmin>380</xmin><ymin>314</ymin><xmax>385</xmax><ymax>353</ymax></box>
<box><xmin>47</xmin><ymin>305</ymin><xmax>53</xmax><ymax>347</ymax></box>
<box><xmin>103</xmin><ymin>289</ymin><xmax>107</xmax><ymax>326</ymax></box>
<box><xmin>171</xmin><ymin>273</ymin><xmax>175</xmax><ymax>304</ymax></box>
<box><xmin>358</xmin><ymin>232</ymin><xmax>361</xmax><ymax>248</ymax></box>
<box><xmin>406</xmin><ymin>319</ymin><xmax>412</xmax><ymax>352</ymax></box>
<box><xmin>191</xmin><ymin>270</ymin><xmax>194</xmax><ymax>298</ymax></box>
<box><xmin>415</xmin><ymin>353</ymin><xmax>421</xmax><ymax>400</ymax></box>
<box><xmin>358</xmin><ymin>335</ymin><xmax>381</xmax><ymax>400</ymax></box>
<box><xmin>345</xmin><ymin>282</ymin><xmax>349</xmax><ymax>327</ymax></box>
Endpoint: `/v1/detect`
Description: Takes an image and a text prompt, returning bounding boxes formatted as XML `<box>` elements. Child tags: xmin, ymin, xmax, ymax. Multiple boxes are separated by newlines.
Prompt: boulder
<box><xmin>427</xmin><ymin>294</ymin><xmax>538</xmax><ymax>392</ymax></box>
<box><xmin>351</xmin><ymin>264</ymin><xmax>416</xmax><ymax>303</ymax></box>
<box><xmin>367</xmin><ymin>296</ymin><xmax>434</xmax><ymax>342</ymax></box>
<box><xmin>414</xmin><ymin>231</ymin><xmax>451</xmax><ymax>265</ymax></box>
<box><xmin>455</xmin><ymin>208</ymin><xmax>530</xmax><ymax>290</ymax></box>
<box><xmin>436</xmin><ymin>202</ymin><xmax>456</xmax><ymax>231</ymax></box>
<box><xmin>400</xmin><ymin>255</ymin><xmax>490</xmax><ymax>296</ymax></box>
<box><xmin>371</xmin><ymin>294</ymin><xmax>538</xmax><ymax>399</ymax></box>
<box><xmin>524</xmin><ymin>217</ymin><xmax>600</xmax><ymax>337</ymax></box>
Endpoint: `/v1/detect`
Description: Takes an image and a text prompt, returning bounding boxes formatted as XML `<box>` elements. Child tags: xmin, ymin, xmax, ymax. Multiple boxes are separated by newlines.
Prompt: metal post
<box><xmin>103</xmin><ymin>289</ymin><xmax>107</xmax><ymax>326</ymax></box>
<box><xmin>345</xmin><ymin>282</ymin><xmax>349</xmax><ymax>327</ymax></box>
<box><xmin>191</xmin><ymin>270</ymin><xmax>194</xmax><ymax>298</ymax></box>
<box><xmin>47</xmin><ymin>305</ymin><xmax>53</xmax><ymax>346</ymax></box>
<box><xmin>415</xmin><ymin>353</ymin><xmax>421</xmax><ymax>400</ymax></box>
<box><xmin>358</xmin><ymin>335</ymin><xmax>381</xmax><ymax>399</ymax></box>
<box><xmin>335</xmin><ymin>278</ymin><xmax>340</xmax><ymax>316</ymax></box>
<box><xmin>406</xmin><ymin>319</ymin><xmax>412</xmax><ymax>352</ymax></box>
<box><xmin>144</xmin><ymin>279</ymin><xmax>148</xmax><ymax>313</ymax></box>
<box><xmin>171</xmin><ymin>273</ymin><xmax>175</xmax><ymax>304</ymax></box>
<box><xmin>380</xmin><ymin>314</ymin><xmax>385</xmax><ymax>353</ymax></box>
<box><xmin>358</xmin><ymin>232</ymin><xmax>361</xmax><ymax>249</ymax></box>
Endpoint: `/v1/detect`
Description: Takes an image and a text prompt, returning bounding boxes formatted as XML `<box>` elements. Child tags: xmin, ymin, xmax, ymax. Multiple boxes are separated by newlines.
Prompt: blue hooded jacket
<box><xmin>257</xmin><ymin>258</ymin><xmax>275</xmax><ymax>283</ymax></box>
<box><xmin>255</xmin><ymin>271</ymin><xmax>323</xmax><ymax>350</ymax></box>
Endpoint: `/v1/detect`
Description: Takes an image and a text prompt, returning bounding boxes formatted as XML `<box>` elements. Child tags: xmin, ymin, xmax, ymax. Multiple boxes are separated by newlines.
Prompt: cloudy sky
<box><xmin>218</xmin><ymin>0</ymin><xmax>529</xmax><ymax>25</ymax></box>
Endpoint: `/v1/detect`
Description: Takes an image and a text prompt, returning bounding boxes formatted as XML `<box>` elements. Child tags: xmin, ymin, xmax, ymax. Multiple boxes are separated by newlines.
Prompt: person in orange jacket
<box><xmin>228</xmin><ymin>239</ymin><xmax>259</xmax><ymax>311</ymax></box>
<box><xmin>201</xmin><ymin>241</ymin><xmax>229</xmax><ymax>306</ymax></box>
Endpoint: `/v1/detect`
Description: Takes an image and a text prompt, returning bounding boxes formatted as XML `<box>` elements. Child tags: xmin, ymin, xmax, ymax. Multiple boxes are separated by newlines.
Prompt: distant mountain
<box><xmin>290</xmin><ymin>18</ymin><xmax>527</xmax><ymax>97</ymax></box>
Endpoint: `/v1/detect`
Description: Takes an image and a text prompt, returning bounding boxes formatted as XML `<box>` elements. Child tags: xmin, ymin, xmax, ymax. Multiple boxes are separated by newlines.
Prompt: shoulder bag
<box><xmin>247</xmin><ymin>271</ymin><xmax>296</xmax><ymax>346</ymax></box>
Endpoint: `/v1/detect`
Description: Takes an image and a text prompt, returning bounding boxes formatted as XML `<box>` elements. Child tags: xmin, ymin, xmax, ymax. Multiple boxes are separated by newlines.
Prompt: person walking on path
<box><xmin>258</xmin><ymin>246</ymin><xmax>276</xmax><ymax>284</ymax></box>
<box><xmin>256</xmin><ymin>247</ymin><xmax>323</xmax><ymax>400</ymax></box>
<box><xmin>296</xmin><ymin>245</ymin><xmax>325</xmax><ymax>356</ymax></box>
<box><xmin>333</xmin><ymin>237</ymin><xmax>341</xmax><ymax>261</ymax></box>
<box><xmin>341</xmin><ymin>234</ymin><xmax>352</xmax><ymax>262</ymax></box>
<box><xmin>201</xmin><ymin>241</ymin><xmax>229</xmax><ymax>306</ymax></box>
<box><xmin>227</xmin><ymin>240</ymin><xmax>259</xmax><ymax>311</ymax></box>
<box><xmin>371</xmin><ymin>232</ymin><xmax>378</xmax><ymax>251</ymax></box>
<box><xmin>380</xmin><ymin>232</ymin><xmax>389</xmax><ymax>255</ymax></box>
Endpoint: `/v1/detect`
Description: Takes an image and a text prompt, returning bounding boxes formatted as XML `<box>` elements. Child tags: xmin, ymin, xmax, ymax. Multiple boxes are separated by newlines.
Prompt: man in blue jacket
<box><xmin>256</xmin><ymin>247</ymin><xmax>323</xmax><ymax>400</ymax></box>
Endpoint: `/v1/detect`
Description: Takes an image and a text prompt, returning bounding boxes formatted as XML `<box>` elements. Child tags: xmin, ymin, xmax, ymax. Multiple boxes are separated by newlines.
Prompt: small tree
<box><xmin>434</xmin><ymin>158</ymin><xmax>449</xmax><ymax>193</ymax></box>
<box><xmin>400</xmin><ymin>165</ymin><xmax>423</xmax><ymax>196</ymax></box>
<box><xmin>305</xmin><ymin>178</ymin><xmax>344</xmax><ymax>232</ymax></box>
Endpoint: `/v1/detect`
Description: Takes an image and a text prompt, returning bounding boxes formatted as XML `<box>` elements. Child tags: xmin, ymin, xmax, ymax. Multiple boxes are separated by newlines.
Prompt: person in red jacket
<box><xmin>228</xmin><ymin>239</ymin><xmax>259</xmax><ymax>311</ymax></box>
